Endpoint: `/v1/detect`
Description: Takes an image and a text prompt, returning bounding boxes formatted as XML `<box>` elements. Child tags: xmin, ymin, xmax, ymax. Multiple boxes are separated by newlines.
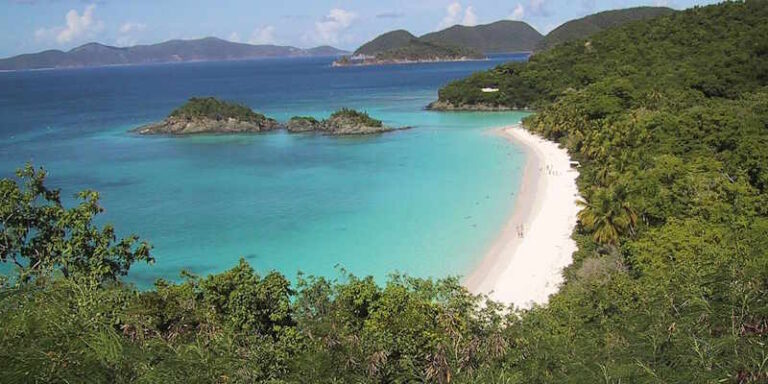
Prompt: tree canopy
<box><xmin>1</xmin><ymin>2</ymin><xmax>767</xmax><ymax>383</ymax></box>
<box><xmin>169</xmin><ymin>97</ymin><xmax>270</xmax><ymax>123</ymax></box>
<box><xmin>329</xmin><ymin>108</ymin><xmax>384</xmax><ymax>127</ymax></box>
<box><xmin>436</xmin><ymin>2</ymin><xmax>768</xmax><ymax>110</ymax></box>
<box><xmin>0</xmin><ymin>164</ymin><xmax>152</xmax><ymax>284</ymax></box>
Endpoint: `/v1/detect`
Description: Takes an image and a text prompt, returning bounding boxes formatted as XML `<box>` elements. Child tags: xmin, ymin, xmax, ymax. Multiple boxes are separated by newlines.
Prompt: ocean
<box><xmin>0</xmin><ymin>54</ymin><xmax>529</xmax><ymax>286</ymax></box>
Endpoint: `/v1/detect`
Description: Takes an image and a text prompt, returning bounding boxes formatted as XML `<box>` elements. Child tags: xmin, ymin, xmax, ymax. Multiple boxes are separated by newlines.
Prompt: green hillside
<box><xmin>169</xmin><ymin>97</ymin><xmax>267</xmax><ymax>122</ymax></box>
<box><xmin>2</xmin><ymin>2</ymin><xmax>767</xmax><ymax>383</ymax></box>
<box><xmin>377</xmin><ymin>41</ymin><xmax>482</xmax><ymax>62</ymax></box>
<box><xmin>354</xmin><ymin>30</ymin><xmax>420</xmax><ymax>56</ymax></box>
<box><xmin>339</xmin><ymin>29</ymin><xmax>483</xmax><ymax>65</ymax></box>
<box><xmin>345</xmin><ymin>20</ymin><xmax>543</xmax><ymax>64</ymax></box>
<box><xmin>350</xmin><ymin>29</ymin><xmax>483</xmax><ymax>62</ymax></box>
<box><xmin>537</xmin><ymin>6</ymin><xmax>675</xmax><ymax>51</ymax></box>
<box><xmin>420</xmin><ymin>20</ymin><xmax>543</xmax><ymax>53</ymax></box>
<box><xmin>436</xmin><ymin>3</ymin><xmax>765</xmax><ymax>109</ymax></box>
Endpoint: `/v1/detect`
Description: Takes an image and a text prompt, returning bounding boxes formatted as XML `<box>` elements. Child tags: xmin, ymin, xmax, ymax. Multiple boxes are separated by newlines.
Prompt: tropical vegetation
<box><xmin>329</xmin><ymin>108</ymin><xmax>384</xmax><ymax>128</ymax></box>
<box><xmin>169</xmin><ymin>96</ymin><xmax>270</xmax><ymax>123</ymax></box>
<box><xmin>535</xmin><ymin>6</ymin><xmax>674</xmax><ymax>51</ymax></box>
<box><xmin>1</xmin><ymin>1</ymin><xmax>767</xmax><ymax>383</ymax></box>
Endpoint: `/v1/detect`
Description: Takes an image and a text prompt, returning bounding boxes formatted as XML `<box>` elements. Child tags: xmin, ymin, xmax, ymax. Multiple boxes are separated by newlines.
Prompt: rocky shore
<box><xmin>332</xmin><ymin>56</ymin><xmax>484</xmax><ymax>67</ymax></box>
<box><xmin>426</xmin><ymin>100</ymin><xmax>518</xmax><ymax>112</ymax></box>
<box><xmin>286</xmin><ymin>110</ymin><xmax>405</xmax><ymax>135</ymax></box>
<box><xmin>134</xmin><ymin>116</ymin><xmax>280</xmax><ymax>135</ymax></box>
<box><xmin>134</xmin><ymin>98</ymin><xmax>404</xmax><ymax>137</ymax></box>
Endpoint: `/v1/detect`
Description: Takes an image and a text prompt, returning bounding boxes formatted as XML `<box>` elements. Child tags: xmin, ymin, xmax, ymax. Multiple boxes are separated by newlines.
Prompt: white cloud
<box><xmin>228</xmin><ymin>32</ymin><xmax>241</xmax><ymax>43</ymax></box>
<box><xmin>36</xmin><ymin>4</ymin><xmax>104</xmax><ymax>44</ymax></box>
<box><xmin>510</xmin><ymin>4</ymin><xmax>525</xmax><ymax>20</ymax></box>
<box><xmin>654</xmin><ymin>0</ymin><xmax>671</xmax><ymax>6</ymax></box>
<box><xmin>34</xmin><ymin>28</ymin><xmax>48</xmax><ymax>41</ymax></box>
<box><xmin>439</xmin><ymin>2</ymin><xmax>463</xmax><ymax>29</ymax></box>
<box><xmin>116</xmin><ymin>22</ymin><xmax>147</xmax><ymax>47</ymax></box>
<box><xmin>438</xmin><ymin>2</ymin><xmax>479</xmax><ymax>29</ymax></box>
<box><xmin>313</xmin><ymin>8</ymin><xmax>357</xmax><ymax>45</ymax></box>
<box><xmin>462</xmin><ymin>5</ymin><xmax>478</xmax><ymax>26</ymax></box>
<box><xmin>119</xmin><ymin>22</ymin><xmax>147</xmax><ymax>34</ymax></box>
<box><xmin>248</xmin><ymin>26</ymin><xmax>276</xmax><ymax>45</ymax></box>
<box><xmin>58</xmin><ymin>5</ymin><xmax>100</xmax><ymax>43</ymax></box>
<box><xmin>528</xmin><ymin>0</ymin><xmax>551</xmax><ymax>17</ymax></box>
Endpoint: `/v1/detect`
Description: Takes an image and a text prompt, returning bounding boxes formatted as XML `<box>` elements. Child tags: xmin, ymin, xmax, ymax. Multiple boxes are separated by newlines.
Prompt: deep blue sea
<box><xmin>0</xmin><ymin>54</ymin><xmax>529</xmax><ymax>286</ymax></box>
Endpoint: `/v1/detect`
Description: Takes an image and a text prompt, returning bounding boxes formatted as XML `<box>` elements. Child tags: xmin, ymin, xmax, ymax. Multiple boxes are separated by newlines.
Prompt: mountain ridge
<box><xmin>0</xmin><ymin>37</ymin><xmax>349</xmax><ymax>71</ymax></box>
<box><xmin>537</xmin><ymin>6</ymin><xmax>675</xmax><ymax>51</ymax></box>
<box><xmin>352</xmin><ymin>20</ymin><xmax>543</xmax><ymax>58</ymax></box>
<box><xmin>339</xmin><ymin>6</ymin><xmax>673</xmax><ymax>67</ymax></box>
<box><xmin>354</xmin><ymin>30</ymin><xmax>420</xmax><ymax>56</ymax></box>
<box><xmin>420</xmin><ymin>20</ymin><xmax>543</xmax><ymax>53</ymax></box>
<box><xmin>335</xmin><ymin>20</ymin><xmax>539</xmax><ymax>66</ymax></box>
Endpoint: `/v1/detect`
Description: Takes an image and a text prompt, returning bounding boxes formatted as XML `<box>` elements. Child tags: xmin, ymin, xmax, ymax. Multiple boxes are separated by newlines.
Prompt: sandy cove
<box><xmin>465</xmin><ymin>125</ymin><xmax>581</xmax><ymax>309</ymax></box>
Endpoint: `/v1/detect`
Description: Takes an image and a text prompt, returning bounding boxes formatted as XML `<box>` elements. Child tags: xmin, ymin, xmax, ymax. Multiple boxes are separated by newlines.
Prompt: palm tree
<box><xmin>577</xmin><ymin>185</ymin><xmax>638</xmax><ymax>245</ymax></box>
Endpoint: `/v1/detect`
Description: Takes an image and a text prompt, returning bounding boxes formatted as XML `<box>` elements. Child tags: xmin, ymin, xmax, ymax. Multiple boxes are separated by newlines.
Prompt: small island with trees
<box><xmin>134</xmin><ymin>98</ymin><xmax>404</xmax><ymax>136</ymax></box>
<box><xmin>333</xmin><ymin>41</ymin><xmax>484</xmax><ymax>67</ymax></box>
<box><xmin>134</xmin><ymin>97</ymin><xmax>280</xmax><ymax>135</ymax></box>
<box><xmin>286</xmin><ymin>108</ymin><xmax>397</xmax><ymax>135</ymax></box>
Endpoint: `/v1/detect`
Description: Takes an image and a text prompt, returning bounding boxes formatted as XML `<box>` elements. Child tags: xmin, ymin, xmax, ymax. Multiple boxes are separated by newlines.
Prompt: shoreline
<box><xmin>332</xmin><ymin>57</ymin><xmax>488</xmax><ymax>68</ymax></box>
<box><xmin>465</xmin><ymin>124</ymin><xmax>580</xmax><ymax>309</ymax></box>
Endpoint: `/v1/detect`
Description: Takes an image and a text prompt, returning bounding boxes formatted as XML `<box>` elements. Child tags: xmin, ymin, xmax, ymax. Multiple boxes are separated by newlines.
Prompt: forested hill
<box><xmin>420</xmin><ymin>20</ymin><xmax>543</xmax><ymax>53</ymax></box>
<box><xmin>435</xmin><ymin>2</ymin><xmax>767</xmax><ymax>110</ymax></box>
<box><xmin>1</xmin><ymin>2</ymin><xmax>767</xmax><ymax>383</ymax></box>
<box><xmin>337</xmin><ymin>28</ymin><xmax>485</xmax><ymax>66</ymax></box>
<box><xmin>351</xmin><ymin>20</ymin><xmax>542</xmax><ymax>57</ymax></box>
<box><xmin>0</xmin><ymin>37</ymin><xmax>349</xmax><ymax>71</ymax></box>
<box><xmin>537</xmin><ymin>6</ymin><xmax>675</xmax><ymax>51</ymax></box>
<box><xmin>350</xmin><ymin>7</ymin><xmax>672</xmax><ymax>61</ymax></box>
<box><xmin>439</xmin><ymin>1</ymin><xmax>768</xmax><ymax>380</ymax></box>
<box><xmin>354</xmin><ymin>30</ymin><xmax>421</xmax><ymax>56</ymax></box>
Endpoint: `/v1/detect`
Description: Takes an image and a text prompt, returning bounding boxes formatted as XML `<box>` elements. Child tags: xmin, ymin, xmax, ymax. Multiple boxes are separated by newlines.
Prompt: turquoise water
<box><xmin>0</xmin><ymin>56</ymin><xmax>528</xmax><ymax>286</ymax></box>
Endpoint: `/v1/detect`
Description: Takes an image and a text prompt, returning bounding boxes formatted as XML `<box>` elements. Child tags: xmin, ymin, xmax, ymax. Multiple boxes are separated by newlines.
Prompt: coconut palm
<box><xmin>577</xmin><ymin>185</ymin><xmax>638</xmax><ymax>245</ymax></box>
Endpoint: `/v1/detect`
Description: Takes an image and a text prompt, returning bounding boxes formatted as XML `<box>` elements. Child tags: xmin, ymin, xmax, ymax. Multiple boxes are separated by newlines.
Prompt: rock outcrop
<box><xmin>286</xmin><ymin>117</ymin><xmax>322</xmax><ymax>133</ymax></box>
<box><xmin>317</xmin><ymin>109</ymin><xmax>398</xmax><ymax>135</ymax></box>
<box><xmin>135</xmin><ymin>116</ymin><xmax>280</xmax><ymax>135</ymax></box>
<box><xmin>134</xmin><ymin>97</ymin><xmax>280</xmax><ymax>136</ymax></box>
<box><xmin>425</xmin><ymin>100</ymin><xmax>516</xmax><ymax>111</ymax></box>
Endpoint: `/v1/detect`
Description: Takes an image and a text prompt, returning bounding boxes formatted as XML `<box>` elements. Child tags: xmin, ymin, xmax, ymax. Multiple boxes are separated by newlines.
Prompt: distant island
<box><xmin>0</xmin><ymin>7</ymin><xmax>676</xmax><ymax>71</ymax></box>
<box><xmin>334</xmin><ymin>7</ymin><xmax>674</xmax><ymax>67</ymax></box>
<box><xmin>333</xmin><ymin>21</ymin><xmax>541</xmax><ymax>67</ymax></box>
<box><xmin>333</xmin><ymin>30</ymin><xmax>485</xmax><ymax>66</ymax></box>
<box><xmin>134</xmin><ymin>97</ymin><xmax>403</xmax><ymax>136</ymax></box>
<box><xmin>0</xmin><ymin>37</ymin><xmax>349</xmax><ymax>71</ymax></box>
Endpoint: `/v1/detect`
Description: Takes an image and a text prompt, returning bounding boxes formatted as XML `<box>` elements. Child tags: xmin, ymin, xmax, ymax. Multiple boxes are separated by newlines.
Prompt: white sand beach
<box><xmin>465</xmin><ymin>124</ymin><xmax>580</xmax><ymax>309</ymax></box>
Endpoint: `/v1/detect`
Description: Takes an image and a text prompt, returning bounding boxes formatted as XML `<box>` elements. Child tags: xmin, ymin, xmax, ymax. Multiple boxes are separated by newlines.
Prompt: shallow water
<box><xmin>0</xmin><ymin>55</ymin><xmax>528</xmax><ymax>286</ymax></box>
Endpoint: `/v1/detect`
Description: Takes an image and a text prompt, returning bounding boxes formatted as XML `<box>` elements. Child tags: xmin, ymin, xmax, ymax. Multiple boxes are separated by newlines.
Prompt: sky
<box><xmin>0</xmin><ymin>0</ymin><xmax>721</xmax><ymax>58</ymax></box>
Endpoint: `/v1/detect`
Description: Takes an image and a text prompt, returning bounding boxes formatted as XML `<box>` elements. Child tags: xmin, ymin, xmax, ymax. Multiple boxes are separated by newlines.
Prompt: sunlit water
<box><xmin>0</xmin><ymin>55</ymin><xmax>528</xmax><ymax>286</ymax></box>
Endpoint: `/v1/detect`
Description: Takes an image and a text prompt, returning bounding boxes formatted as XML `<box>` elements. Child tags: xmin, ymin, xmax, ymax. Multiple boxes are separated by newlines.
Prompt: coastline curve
<box><xmin>465</xmin><ymin>124</ymin><xmax>581</xmax><ymax>309</ymax></box>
